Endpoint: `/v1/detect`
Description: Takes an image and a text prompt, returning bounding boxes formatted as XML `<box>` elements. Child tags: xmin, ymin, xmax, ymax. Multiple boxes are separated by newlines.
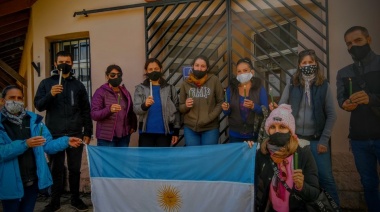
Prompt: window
<box><xmin>50</xmin><ymin>38</ymin><xmax>92</xmax><ymax>100</ymax></box>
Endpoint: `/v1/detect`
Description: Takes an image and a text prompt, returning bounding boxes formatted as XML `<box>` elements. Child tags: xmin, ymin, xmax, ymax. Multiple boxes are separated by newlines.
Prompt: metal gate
<box><xmin>144</xmin><ymin>0</ymin><xmax>328</xmax><ymax>143</ymax></box>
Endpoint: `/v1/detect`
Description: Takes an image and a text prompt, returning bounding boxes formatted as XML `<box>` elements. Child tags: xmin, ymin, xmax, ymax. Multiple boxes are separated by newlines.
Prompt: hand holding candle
<box><xmin>150</xmin><ymin>80</ymin><xmax>153</xmax><ymax>97</ymax></box>
<box><xmin>349</xmin><ymin>78</ymin><xmax>352</xmax><ymax>96</ymax></box>
<box><xmin>269</xmin><ymin>87</ymin><xmax>274</xmax><ymax>103</ymax></box>
<box><xmin>294</xmin><ymin>152</ymin><xmax>298</xmax><ymax>169</ymax></box>
<box><xmin>39</xmin><ymin>123</ymin><xmax>43</xmax><ymax>136</ymax></box>
<box><xmin>224</xmin><ymin>88</ymin><xmax>228</xmax><ymax>103</ymax></box>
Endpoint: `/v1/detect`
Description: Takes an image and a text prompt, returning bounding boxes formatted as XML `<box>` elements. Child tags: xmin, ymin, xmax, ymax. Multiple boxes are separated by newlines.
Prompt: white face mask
<box><xmin>236</xmin><ymin>72</ymin><xmax>253</xmax><ymax>84</ymax></box>
<box><xmin>4</xmin><ymin>100</ymin><xmax>25</xmax><ymax>114</ymax></box>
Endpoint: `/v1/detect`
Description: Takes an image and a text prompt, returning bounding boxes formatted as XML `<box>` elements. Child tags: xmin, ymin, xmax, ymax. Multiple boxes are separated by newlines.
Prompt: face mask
<box><xmin>4</xmin><ymin>100</ymin><xmax>25</xmax><ymax>114</ymax></box>
<box><xmin>108</xmin><ymin>77</ymin><xmax>122</xmax><ymax>87</ymax></box>
<box><xmin>57</xmin><ymin>63</ymin><xmax>72</xmax><ymax>74</ymax></box>
<box><xmin>147</xmin><ymin>71</ymin><xmax>162</xmax><ymax>81</ymax></box>
<box><xmin>192</xmin><ymin>70</ymin><xmax>207</xmax><ymax>79</ymax></box>
<box><xmin>268</xmin><ymin>132</ymin><xmax>291</xmax><ymax>147</ymax></box>
<box><xmin>348</xmin><ymin>43</ymin><xmax>371</xmax><ymax>61</ymax></box>
<box><xmin>236</xmin><ymin>72</ymin><xmax>253</xmax><ymax>84</ymax></box>
<box><xmin>300</xmin><ymin>65</ymin><xmax>317</xmax><ymax>76</ymax></box>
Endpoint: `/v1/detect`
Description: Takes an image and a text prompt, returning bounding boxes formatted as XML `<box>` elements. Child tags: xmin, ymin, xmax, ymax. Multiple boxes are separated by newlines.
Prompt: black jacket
<box><xmin>336</xmin><ymin>51</ymin><xmax>380</xmax><ymax>140</ymax></box>
<box><xmin>255</xmin><ymin>145</ymin><xmax>320</xmax><ymax>212</ymax></box>
<box><xmin>34</xmin><ymin>73</ymin><xmax>93</xmax><ymax>138</ymax></box>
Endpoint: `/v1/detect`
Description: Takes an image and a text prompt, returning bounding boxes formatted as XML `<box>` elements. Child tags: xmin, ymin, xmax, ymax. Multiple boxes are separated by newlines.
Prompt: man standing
<box><xmin>0</xmin><ymin>85</ymin><xmax>82</xmax><ymax>212</ymax></box>
<box><xmin>34</xmin><ymin>51</ymin><xmax>93</xmax><ymax>212</ymax></box>
<box><xmin>336</xmin><ymin>26</ymin><xmax>380</xmax><ymax>212</ymax></box>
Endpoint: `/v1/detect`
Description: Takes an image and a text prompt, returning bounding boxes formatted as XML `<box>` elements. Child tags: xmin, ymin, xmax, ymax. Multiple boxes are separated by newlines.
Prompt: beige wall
<box><xmin>31</xmin><ymin>0</ymin><xmax>148</xmax><ymax>145</ymax></box>
<box><xmin>328</xmin><ymin>0</ymin><xmax>380</xmax><ymax>153</ymax></box>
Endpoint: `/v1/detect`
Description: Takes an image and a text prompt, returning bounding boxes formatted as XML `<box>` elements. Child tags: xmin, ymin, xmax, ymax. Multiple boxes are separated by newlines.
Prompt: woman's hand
<box><xmin>292</xmin><ymin>169</ymin><xmax>304</xmax><ymax>190</ymax></box>
<box><xmin>110</xmin><ymin>104</ymin><xmax>122</xmax><ymax>113</ymax></box>
<box><xmin>269</xmin><ymin>102</ymin><xmax>278</xmax><ymax>111</ymax></box>
<box><xmin>243</xmin><ymin>99</ymin><xmax>254</xmax><ymax>110</ymax></box>
<box><xmin>185</xmin><ymin>98</ymin><xmax>193</xmax><ymax>108</ymax></box>
<box><xmin>221</xmin><ymin>102</ymin><xmax>229</xmax><ymax>111</ymax></box>
<box><xmin>171</xmin><ymin>136</ymin><xmax>179</xmax><ymax>145</ymax></box>
<box><xmin>145</xmin><ymin>96</ymin><xmax>154</xmax><ymax>107</ymax></box>
<box><xmin>245</xmin><ymin>141</ymin><xmax>254</xmax><ymax>148</ymax></box>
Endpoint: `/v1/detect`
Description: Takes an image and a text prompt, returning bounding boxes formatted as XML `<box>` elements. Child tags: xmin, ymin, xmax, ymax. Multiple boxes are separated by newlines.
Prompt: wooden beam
<box><xmin>0</xmin><ymin>19</ymin><xmax>29</xmax><ymax>35</ymax></box>
<box><xmin>0</xmin><ymin>0</ymin><xmax>37</xmax><ymax>17</ymax></box>
<box><xmin>0</xmin><ymin>28</ymin><xmax>26</xmax><ymax>42</ymax></box>
<box><xmin>0</xmin><ymin>10</ymin><xmax>29</xmax><ymax>27</ymax></box>
<box><xmin>0</xmin><ymin>59</ymin><xmax>26</xmax><ymax>85</ymax></box>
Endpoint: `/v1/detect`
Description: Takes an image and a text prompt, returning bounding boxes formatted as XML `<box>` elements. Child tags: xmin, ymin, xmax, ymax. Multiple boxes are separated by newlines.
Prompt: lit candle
<box><xmin>294</xmin><ymin>152</ymin><xmax>298</xmax><ymax>169</ymax></box>
<box><xmin>269</xmin><ymin>87</ymin><xmax>274</xmax><ymax>103</ymax></box>
<box><xmin>150</xmin><ymin>80</ymin><xmax>153</xmax><ymax>97</ymax></box>
<box><xmin>224</xmin><ymin>88</ymin><xmax>228</xmax><ymax>103</ymax></box>
<box><xmin>39</xmin><ymin>123</ymin><xmax>43</xmax><ymax>136</ymax></box>
<box><xmin>349</xmin><ymin>78</ymin><xmax>352</xmax><ymax>96</ymax></box>
<box><xmin>58</xmin><ymin>70</ymin><xmax>62</xmax><ymax>85</ymax></box>
<box><xmin>244</xmin><ymin>85</ymin><xmax>247</xmax><ymax>99</ymax></box>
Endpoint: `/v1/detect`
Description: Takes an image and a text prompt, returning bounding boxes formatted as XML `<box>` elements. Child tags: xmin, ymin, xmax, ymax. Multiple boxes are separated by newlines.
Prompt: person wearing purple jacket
<box><xmin>91</xmin><ymin>64</ymin><xmax>137</xmax><ymax>147</ymax></box>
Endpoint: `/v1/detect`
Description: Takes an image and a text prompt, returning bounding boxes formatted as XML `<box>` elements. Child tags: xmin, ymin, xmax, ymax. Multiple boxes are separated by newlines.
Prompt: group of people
<box><xmin>0</xmin><ymin>25</ymin><xmax>379</xmax><ymax>212</ymax></box>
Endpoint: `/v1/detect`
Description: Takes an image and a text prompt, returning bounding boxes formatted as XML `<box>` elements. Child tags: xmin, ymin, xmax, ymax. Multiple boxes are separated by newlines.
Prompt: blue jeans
<box><xmin>184</xmin><ymin>126</ymin><xmax>219</xmax><ymax>146</ymax></box>
<box><xmin>309</xmin><ymin>139</ymin><xmax>340</xmax><ymax>206</ymax></box>
<box><xmin>1</xmin><ymin>182</ymin><xmax>39</xmax><ymax>212</ymax></box>
<box><xmin>97</xmin><ymin>135</ymin><xmax>131</xmax><ymax>147</ymax></box>
<box><xmin>350</xmin><ymin>139</ymin><xmax>380</xmax><ymax>212</ymax></box>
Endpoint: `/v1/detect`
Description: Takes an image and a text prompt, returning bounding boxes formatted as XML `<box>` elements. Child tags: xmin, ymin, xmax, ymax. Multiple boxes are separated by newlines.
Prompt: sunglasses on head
<box><xmin>109</xmin><ymin>73</ymin><xmax>122</xmax><ymax>78</ymax></box>
<box><xmin>299</xmin><ymin>49</ymin><xmax>315</xmax><ymax>56</ymax></box>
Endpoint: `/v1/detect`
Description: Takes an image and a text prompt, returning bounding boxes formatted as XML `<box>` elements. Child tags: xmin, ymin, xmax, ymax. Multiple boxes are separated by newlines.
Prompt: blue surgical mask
<box><xmin>236</xmin><ymin>73</ymin><xmax>253</xmax><ymax>84</ymax></box>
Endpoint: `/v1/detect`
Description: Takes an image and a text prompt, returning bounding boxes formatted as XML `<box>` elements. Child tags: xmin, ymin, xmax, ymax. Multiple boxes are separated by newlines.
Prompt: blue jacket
<box><xmin>0</xmin><ymin>111</ymin><xmax>70</xmax><ymax>200</ymax></box>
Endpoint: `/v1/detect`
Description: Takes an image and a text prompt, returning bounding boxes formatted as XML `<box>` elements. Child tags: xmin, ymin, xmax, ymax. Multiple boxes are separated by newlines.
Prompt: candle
<box><xmin>117</xmin><ymin>93</ymin><xmax>121</xmax><ymax>104</ymax></box>
<box><xmin>188</xmin><ymin>90</ymin><xmax>191</xmax><ymax>98</ymax></box>
<box><xmin>269</xmin><ymin>87</ymin><xmax>274</xmax><ymax>103</ymax></box>
<box><xmin>150</xmin><ymin>80</ymin><xmax>153</xmax><ymax>97</ymax></box>
<box><xmin>349</xmin><ymin>78</ymin><xmax>352</xmax><ymax>96</ymax></box>
<box><xmin>58</xmin><ymin>70</ymin><xmax>62</xmax><ymax>85</ymax></box>
<box><xmin>244</xmin><ymin>85</ymin><xmax>247</xmax><ymax>99</ymax></box>
<box><xmin>39</xmin><ymin>123</ymin><xmax>43</xmax><ymax>136</ymax></box>
<box><xmin>224</xmin><ymin>88</ymin><xmax>228</xmax><ymax>103</ymax></box>
<box><xmin>294</xmin><ymin>152</ymin><xmax>298</xmax><ymax>169</ymax></box>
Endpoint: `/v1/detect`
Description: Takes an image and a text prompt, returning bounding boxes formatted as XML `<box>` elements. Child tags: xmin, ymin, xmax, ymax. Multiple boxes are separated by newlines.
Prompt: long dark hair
<box><xmin>292</xmin><ymin>49</ymin><xmax>325</xmax><ymax>86</ymax></box>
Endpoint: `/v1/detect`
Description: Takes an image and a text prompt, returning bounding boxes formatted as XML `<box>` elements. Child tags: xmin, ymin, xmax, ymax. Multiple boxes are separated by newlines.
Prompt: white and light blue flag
<box><xmin>87</xmin><ymin>142</ymin><xmax>256</xmax><ymax>212</ymax></box>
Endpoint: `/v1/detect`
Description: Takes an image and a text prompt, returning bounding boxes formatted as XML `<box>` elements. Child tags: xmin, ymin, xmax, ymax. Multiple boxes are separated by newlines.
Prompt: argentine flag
<box><xmin>87</xmin><ymin>143</ymin><xmax>256</xmax><ymax>212</ymax></box>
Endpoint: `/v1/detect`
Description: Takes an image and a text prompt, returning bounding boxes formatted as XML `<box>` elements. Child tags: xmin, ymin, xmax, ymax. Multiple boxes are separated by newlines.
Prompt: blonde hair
<box><xmin>260</xmin><ymin>135</ymin><xmax>299</xmax><ymax>158</ymax></box>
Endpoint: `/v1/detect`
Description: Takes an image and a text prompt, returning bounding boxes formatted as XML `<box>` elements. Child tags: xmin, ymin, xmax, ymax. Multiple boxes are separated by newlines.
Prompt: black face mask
<box><xmin>147</xmin><ymin>71</ymin><xmax>162</xmax><ymax>81</ymax></box>
<box><xmin>300</xmin><ymin>65</ymin><xmax>317</xmax><ymax>76</ymax></box>
<box><xmin>348</xmin><ymin>43</ymin><xmax>371</xmax><ymax>61</ymax></box>
<box><xmin>108</xmin><ymin>77</ymin><xmax>122</xmax><ymax>87</ymax></box>
<box><xmin>192</xmin><ymin>69</ymin><xmax>207</xmax><ymax>79</ymax></box>
<box><xmin>268</xmin><ymin>132</ymin><xmax>291</xmax><ymax>147</ymax></box>
<box><xmin>57</xmin><ymin>63</ymin><xmax>72</xmax><ymax>74</ymax></box>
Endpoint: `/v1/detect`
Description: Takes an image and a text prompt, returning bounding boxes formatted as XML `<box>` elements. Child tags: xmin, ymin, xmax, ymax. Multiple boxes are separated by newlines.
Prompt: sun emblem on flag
<box><xmin>157</xmin><ymin>184</ymin><xmax>182</xmax><ymax>212</ymax></box>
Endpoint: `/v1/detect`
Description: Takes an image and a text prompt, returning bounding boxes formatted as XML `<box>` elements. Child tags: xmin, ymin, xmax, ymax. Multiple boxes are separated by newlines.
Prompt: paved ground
<box><xmin>0</xmin><ymin>192</ymin><xmax>93</xmax><ymax>212</ymax></box>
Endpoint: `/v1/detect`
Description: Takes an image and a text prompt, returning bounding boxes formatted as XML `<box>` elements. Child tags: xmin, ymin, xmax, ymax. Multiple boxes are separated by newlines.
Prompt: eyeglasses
<box><xmin>108</xmin><ymin>73</ymin><xmax>122</xmax><ymax>78</ymax></box>
<box><xmin>299</xmin><ymin>49</ymin><xmax>315</xmax><ymax>56</ymax></box>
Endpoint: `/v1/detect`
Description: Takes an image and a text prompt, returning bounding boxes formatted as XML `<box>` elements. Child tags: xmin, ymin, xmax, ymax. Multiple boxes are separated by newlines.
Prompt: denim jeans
<box><xmin>1</xmin><ymin>182</ymin><xmax>39</xmax><ymax>212</ymax></box>
<box><xmin>97</xmin><ymin>135</ymin><xmax>131</xmax><ymax>147</ymax></box>
<box><xmin>309</xmin><ymin>139</ymin><xmax>340</xmax><ymax>206</ymax></box>
<box><xmin>184</xmin><ymin>126</ymin><xmax>219</xmax><ymax>146</ymax></box>
<box><xmin>350</xmin><ymin>139</ymin><xmax>380</xmax><ymax>212</ymax></box>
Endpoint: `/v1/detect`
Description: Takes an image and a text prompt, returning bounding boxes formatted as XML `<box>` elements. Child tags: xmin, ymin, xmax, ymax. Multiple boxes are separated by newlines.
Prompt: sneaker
<box><xmin>41</xmin><ymin>203</ymin><xmax>61</xmax><ymax>212</ymax></box>
<box><xmin>71</xmin><ymin>199</ymin><xmax>89</xmax><ymax>212</ymax></box>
